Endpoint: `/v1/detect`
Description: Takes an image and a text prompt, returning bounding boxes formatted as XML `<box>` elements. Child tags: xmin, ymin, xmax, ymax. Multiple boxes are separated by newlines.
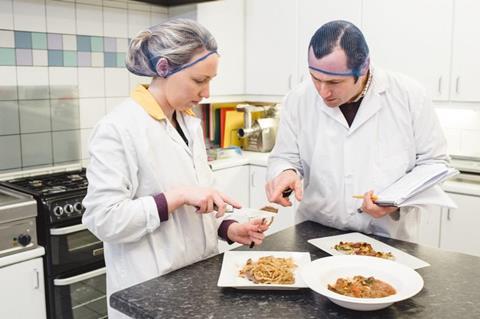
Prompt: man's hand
<box><xmin>265</xmin><ymin>169</ymin><xmax>303</xmax><ymax>207</ymax></box>
<box><xmin>360</xmin><ymin>190</ymin><xmax>398</xmax><ymax>218</ymax></box>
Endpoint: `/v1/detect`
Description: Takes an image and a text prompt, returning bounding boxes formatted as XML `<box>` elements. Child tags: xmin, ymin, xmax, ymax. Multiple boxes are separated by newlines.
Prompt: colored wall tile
<box><xmin>32</xmin><ymin>32</ymin><xmax>47</xmax><ymax>49</ymax></box>
<box><xmin>77</xmin><ymin>52</ymin><xmax>91</xmax><ymax>67</ymax></box>
<box><xmin>47</xmin><ymin>33</ymin><xmax>63</xmax><ymax>50</ymax></box>
<box><xmin>91</xmin><ymin>36</ymin><xmax>103</xmax><ymax>52</ymax></box>
<box><xmin>104</xmin><ymin>52</ymin><xmax>116</xmax><ymax>67</ymax></box>
<box><xmin>0</xmin><ymin>48</ymin><xmax>15</xmax><ymax>65</ymax></box>
<box><xmin>116</xmin><ymin>52</ymin><xmax>126</xmax><ymax>68</ymax></box>
<box><xmin>16</xmin><ymin>48</ymin><xmax>33</xmax><ymax>66</ymax></box>
<box><xmin>48</xmin><ymin>50</ymin><xmax>64</xmax><ymax>66</ymax></box>
<box><xmin>104</xmin><ymin>37</ymin><xmax>116</xmax><ymax>52</ymax></box>
<box><xmin>63</xmin><ymin>51</ymin><xmax>77</xmax><ymax>67</ymax></box>
<box><xmin>77</xmin><ymin>35</ymin><xmax>91</xmax><ymax>52</ymax></box>
<box><xmin>14</xmin><ymin>31</ymin><xmax>32</xmax><ymax>49</ymax></box>
<box><xmin>0</xmin><ymin>30</ymin><xmax>14</xmax><ymax>48</ymax></box>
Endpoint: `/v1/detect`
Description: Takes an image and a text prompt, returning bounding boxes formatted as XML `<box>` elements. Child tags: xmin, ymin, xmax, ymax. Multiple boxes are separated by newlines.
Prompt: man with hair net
<box><xmin>265</xmin><ymin>20</ymin><xmax>452</xmax><ymax>241</ymax></box>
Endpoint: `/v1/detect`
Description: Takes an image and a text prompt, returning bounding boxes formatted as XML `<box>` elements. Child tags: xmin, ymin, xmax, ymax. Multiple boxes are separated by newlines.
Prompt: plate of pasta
<box><xmin>217</xmin><ymin>251</ymin><xmax>311</xmax><ymax>289</ymax></box>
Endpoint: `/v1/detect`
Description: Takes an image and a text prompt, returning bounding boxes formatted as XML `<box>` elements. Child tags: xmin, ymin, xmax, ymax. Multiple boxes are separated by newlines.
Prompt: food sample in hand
<box><xmin>334</xmin><ymin>241</ymin><xmax>394</xmax><ymax>260</ymax></box>
<box><xmin>328</xmin><ymin>275</ymin><xmax>396</xmax><ymax>298</ymax></box>
<box><xmin>239</xmin><ymin>256</ymin><xmax>296</xmax><ymax>284</ymax></box>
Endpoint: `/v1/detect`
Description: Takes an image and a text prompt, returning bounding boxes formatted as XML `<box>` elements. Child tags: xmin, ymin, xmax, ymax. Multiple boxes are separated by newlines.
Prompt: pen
<box><xmin>352</xmin><ymin>194</ymin><xmax>379</xmax><ymax>201</ymax></box>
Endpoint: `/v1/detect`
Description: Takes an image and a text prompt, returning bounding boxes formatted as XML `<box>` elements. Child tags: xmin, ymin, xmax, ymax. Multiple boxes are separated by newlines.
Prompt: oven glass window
<box><xmin>56</xmin><ymin>272</ymin><xmax>107</xmax><ymax>319</ymax></box>
<box><xmin>67</xmin><ymin>230</ymin><xmax>101</xmax><ymax>252</ymax></box>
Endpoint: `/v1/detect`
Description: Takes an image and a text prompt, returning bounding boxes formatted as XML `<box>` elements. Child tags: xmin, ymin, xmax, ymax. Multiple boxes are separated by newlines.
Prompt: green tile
<box><xmin>91</xmin><ymin>36</ymin><xmax>103</xmax><ymax>52</ymax></box>
<box><xmin>32</xmin><ymin>32</ymin><xmax>47</xmax><ymax>49</ymax></box>
<box><xmin>63</xmin><ymin>51</ymin><xmax>77</xmax><ymax>67</ymax></box>
<box><xmin>0</xmin><ymin>48</ymin><xmax>15</xmax><ymax>65</ymax></box>
<box><xmin>116</xmin><ymin>52</ymin><xmax>126</xmax><ymax>67</ymax></box>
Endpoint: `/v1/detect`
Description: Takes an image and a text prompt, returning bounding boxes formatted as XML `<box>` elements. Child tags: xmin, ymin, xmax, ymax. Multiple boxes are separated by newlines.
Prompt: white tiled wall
<box><xmin>435</xmin><ymin>106</ymin><xmax>480</xmax><ymax>158</ymax></box>
<box><xmin>0</xmin><ymin>0</ymin><xmax>167</xmax><ymax>172</ymax></box>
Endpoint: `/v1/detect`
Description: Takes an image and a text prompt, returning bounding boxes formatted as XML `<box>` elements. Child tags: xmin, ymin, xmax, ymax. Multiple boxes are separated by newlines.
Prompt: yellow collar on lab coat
<box><xmin>130</xmin><ymin>84</ymin><xmax>195</xmax><ymax>121</ymax></box>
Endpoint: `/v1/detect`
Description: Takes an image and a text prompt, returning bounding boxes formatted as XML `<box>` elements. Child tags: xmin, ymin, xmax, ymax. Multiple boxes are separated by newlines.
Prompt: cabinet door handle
<box><xmin>288</xmin><ymin>74</ymin><xmax>292</xmax><ymax>89</ymax></box>
<box><xmin>447</xmin><ymin>208</ymin><xmax>451</xmax><ymax>221</ymax></box>
<box><xmin>455</xmin><ymin>77</ymin><xmax>460</xmax><ymax>94</ymax></box>
<box><xmin>438</xmin><ymin>76</ymin><xmax>442</xmax><ymax>94</ymax></box>
<box><xmin>33</xmin><ymin>268</ymin><xmax>40</xmax><ymax>289</ymax></box>
<box><xmin>251</xmin><ymin>171</ymin><xmax>256</xmax><ymax>188</ymax></box>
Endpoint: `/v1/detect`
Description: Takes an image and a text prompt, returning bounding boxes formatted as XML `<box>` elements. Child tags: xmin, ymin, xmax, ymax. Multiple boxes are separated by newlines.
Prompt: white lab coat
<box><xmin>268</xmin><ymin>67</ymin><xmax>450</xmax><ymax>242</ymax></box>
<box><xmin>82</xmin><ymin>98</ymin><xmax>221</xmax><ymax>319</ymax></box>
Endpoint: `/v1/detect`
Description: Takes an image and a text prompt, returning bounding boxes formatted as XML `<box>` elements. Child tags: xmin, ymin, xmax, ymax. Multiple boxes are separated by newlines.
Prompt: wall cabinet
<box><xmin>440</xmin><ymin>192</ymin><xmax>480</xmax><ymax>257</ymax></box>
<box><xmin>245</xmin><ymin>0</ymin><xmax>296</xmax><ymax>95</ymax></box>
<box><xmin>450</xmin><ymin>0</ymin><xmax>480</xmax><ymax>101</ymax></box>
<box><xmin>0</xmin><ymin>257</ymin><xmax>46</xmax><ymax>319</ymax></box>
<box><xmin>197</xmin><ymin>0</ymin><xmax>245</xmax><ymax>96</ymax></box>
<box><xmin>362</xmin><ymin>0</ymin><xmax>453</xmax><ymax>101</ymax></box>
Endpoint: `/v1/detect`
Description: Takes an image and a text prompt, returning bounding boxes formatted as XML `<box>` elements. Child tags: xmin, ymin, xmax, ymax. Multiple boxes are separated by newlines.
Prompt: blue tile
<box><xmin>48</xmin><ymin>50</ymin><xmax>64</xmax><ymax>66</ymax></box>
<box><xmin>104</xmin><ymin>52</ymin><xmax>117</xmax><ymax>67</ymax></box>
<box><xmin>77</xmin><ymin>35</ymin><xmax>91</xmax><ymax>52</ymax></box>
<box><xmin>15</xmin><ymin>31</ymin><xmax>32</xmax><ymax>49</ymax></box>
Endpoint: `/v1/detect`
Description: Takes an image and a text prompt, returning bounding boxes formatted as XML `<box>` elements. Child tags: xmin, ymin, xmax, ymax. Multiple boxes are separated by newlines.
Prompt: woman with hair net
<box><xmin>266</xmin><ymin>20</ymin><xmax>452</xmax><ymax>242</ymax></box>
<box><xmin>82</xmin><ymin>19</ymin><xmax>269</xmax><ymax>318</ymax></box>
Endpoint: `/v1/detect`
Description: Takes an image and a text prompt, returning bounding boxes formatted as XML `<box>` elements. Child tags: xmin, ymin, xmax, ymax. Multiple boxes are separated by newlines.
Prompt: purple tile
<box><xmin>77</xmin><ymin>52</ymin><xmax>91</xmax><ymax>67</ymax></box>
<box><xmin>16</xmin><ymin>49</ymin><xmax>33</xmax><ymax>65</ymax></box>
<box><xmin>104</xmin><ymin>37</ymin><xmax>117</xmax><ymax>52</ymax></box>
<box><xmin>47</xmin><ymin>33</ymin><xmax>63</xmax><ymax>50</ymax></box>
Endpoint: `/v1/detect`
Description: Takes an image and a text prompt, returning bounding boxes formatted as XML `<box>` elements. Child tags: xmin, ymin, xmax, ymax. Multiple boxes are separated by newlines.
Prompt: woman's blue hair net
<box><xmin>308</xmin><ymin>20</ymin><xmax>369</xmax><ymax>81</ymax></box>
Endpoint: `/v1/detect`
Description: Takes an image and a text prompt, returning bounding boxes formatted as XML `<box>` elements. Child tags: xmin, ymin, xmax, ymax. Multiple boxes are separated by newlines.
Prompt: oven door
<box><xmin>49</xmin><ymin>224</ymin><xmax>104</xmax><ymax>274</ymax></box>
<box><xmin>53</xmin><ymin>267</ymin><xmax>107</xmax><ymax>319</ymax></box>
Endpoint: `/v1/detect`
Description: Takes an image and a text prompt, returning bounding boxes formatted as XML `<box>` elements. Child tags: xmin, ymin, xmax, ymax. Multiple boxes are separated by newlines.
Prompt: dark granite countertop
<box><xmin>110</xmin><ymin>221</ymin><xmax>480</xmax><ymax>319</ymax></box>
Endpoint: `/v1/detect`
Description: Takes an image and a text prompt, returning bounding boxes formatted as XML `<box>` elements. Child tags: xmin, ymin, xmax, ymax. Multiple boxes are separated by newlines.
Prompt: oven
<box><xmin>0</xmin><ymin>169</ymin><xmax>107</xmax><ymax>319</ymax></box>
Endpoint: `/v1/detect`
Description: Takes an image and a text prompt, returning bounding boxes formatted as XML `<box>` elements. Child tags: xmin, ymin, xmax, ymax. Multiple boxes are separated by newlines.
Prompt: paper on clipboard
<box><xmin>375</xmin><ymin>164</ymin><xmax>459</xmax><ymax>207</ymax></box>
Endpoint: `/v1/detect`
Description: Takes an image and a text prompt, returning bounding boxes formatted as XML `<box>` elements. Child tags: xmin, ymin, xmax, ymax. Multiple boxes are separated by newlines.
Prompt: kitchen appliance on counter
<box><xmin>0</xmin><ymin>187</ymin><xmax>37</xmax><ymax>258</ymax></box>
<box><xmin>0</xmin><ymin>169</ymin><xmax>107</xmax><ymax>319</ymax></box>
<box><xmin>236</xmin><ymin>103</ymin><xmax>279</xmax><ymax>152</ymax></box>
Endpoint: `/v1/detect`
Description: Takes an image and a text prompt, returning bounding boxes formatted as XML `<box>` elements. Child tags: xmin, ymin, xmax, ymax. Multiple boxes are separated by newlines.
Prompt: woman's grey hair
<box><xmin>126</xmin><ymin>18</ymin><xmax>217</xmax><ymax>77</ymax></box>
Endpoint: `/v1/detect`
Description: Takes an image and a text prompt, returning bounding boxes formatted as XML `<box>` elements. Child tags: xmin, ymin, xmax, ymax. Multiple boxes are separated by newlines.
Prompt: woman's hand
<box><xmin>164</xmin><ymin>186</ymin><xmax>241</xmax><ymax>217</ymax></box>
<box><xmin>227</xmin><ymin>219</ymin><xmax>270</xmax><ymax>246</ymax></box>
<box><xmin>360</xmin><ymin>190</ymin><xmax>398</xmax><ymax>218</ymax></box>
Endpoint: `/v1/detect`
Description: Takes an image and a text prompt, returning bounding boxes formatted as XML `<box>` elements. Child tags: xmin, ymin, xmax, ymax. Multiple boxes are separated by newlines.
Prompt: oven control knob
<box><xmin>53</xmin><ymin>206</ymin><xmax>64</xmax><ymax>217</ymax></box>
<box><xmin>17</xmin><ymin>234</ymin><xmax>31</xmax><ymax>246</ymax></box>
<box><xmin>74</xmin><ymin>202</ymin><xmax>84</xmax><ymax>213</ymax></box>
<box><xmin>64</xmin><ymin>204</ymin><xmax>74</xmax><ymax>215</ymax></box>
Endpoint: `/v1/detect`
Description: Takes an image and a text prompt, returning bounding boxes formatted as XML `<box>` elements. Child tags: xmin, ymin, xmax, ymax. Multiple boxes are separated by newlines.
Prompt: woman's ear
<box><xmin>156</xmin><ymin>58</ymin><xmax>170</xmax><ymax>78</ymax></box>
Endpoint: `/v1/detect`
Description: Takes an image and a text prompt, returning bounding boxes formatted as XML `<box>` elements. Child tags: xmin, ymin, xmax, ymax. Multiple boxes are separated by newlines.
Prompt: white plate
<box><xmin>301</xmin><ymin>255</ymin><xmax>424</xmax><ymax>311</ymax></box>
<box><xmin>308</xmin><ymin>232</ymin><xmax>430</xmax><ymax>269</ymax></box>
<box><xmin>217</xmin><ymin>251</ymin><xmax>311</xmax><ymax>290</ymax></box>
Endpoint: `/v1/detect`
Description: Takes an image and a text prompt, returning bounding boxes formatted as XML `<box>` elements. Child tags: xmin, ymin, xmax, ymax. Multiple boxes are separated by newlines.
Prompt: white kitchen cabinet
<box><xmin>245</xmin><ymin>0</ymin><xmax>297</xmax><ymax>95</ymax></box>
<box><xmin>213</xmin><ymin>164</ymin><xmax>250</xmax><ymax>206</ymax></box>
<box><xmin>362</xmin><ymin>0</ymin><xmax>453</xmax><ymax>101</ymax></box>
<box><xmin>296</xmin><ymin>0</ymin><xmax>362</xmax><ymax>84</ymax></box>
<box><xmin>450</xmin><ymin>0</ymin><xmax>480</xmax><ymax>101</ymax></box>
<box><xmin>197</xmin><ymin>0</ymin><xmax>245</xmax><ymax>96</ymax></box>
<box><xmin>249</xmin><ymin>165</ymin><xmax>296</xmax><ymax>235</ymax></box>
<box><xmin>440</xmin><ymin>192</ymin><xmax>480</xmax><ymax>257</ymax></box>
<box><xmin>417</xmin><ymin>205</ymin><xmax>442</xmax><ymax>248</ymax></box>
<box><xmin>0</xmin><ymin>257</ymin><xmax>46</xmax><ymax>319</ymax></box>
